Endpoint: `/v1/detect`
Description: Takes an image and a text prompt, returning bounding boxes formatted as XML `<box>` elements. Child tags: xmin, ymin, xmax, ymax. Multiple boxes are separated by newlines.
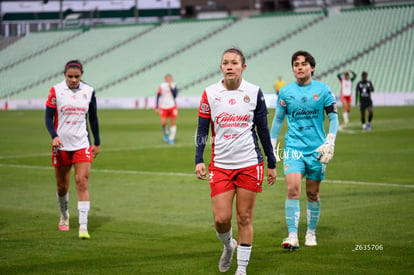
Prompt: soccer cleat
<box><xmin>282</xmin><ymin>236</ymin><xmax>299</xmax><ymax>251</ymax></box>
<box><xmin>219</xmin><ymin>238</ymin><xmax>237</xmax><ymax>272</ymax></box>
<box><xmin>235</xmin><ymin>269</ymin><xmax>247</xmax><ymax>275</ymax></box>
<box><xmin>362</xmin><ymin>124</ymin><xmax>367</xmax><ymax>131</ymax></box>
<box><xmin>163</xmin><ymin>133</ymin><xmax>169</xmax><ymax>142</ymax></box>
<box><xmin>58</xmin><ymin>215</ymin><xmax>69</xmax><ymax>231</ymax></box>
<box><xmin>366</xmin><ymin>123</ymin><xmax>371</xmax><ymax>131</ymax></box>
<box><xmin>305</xmin><ymin>232</ymin><xmax>318</xmax><ymax>246</ymax></box>
<box><xmin>169</xmin><ymin>139</ymin><xmax>174</xmax><ymax>145</ymax></box>
<box><xmin>344</xmin><ymin>118</ymin><xmax>349</xmax><ymax>124</ymax></box>
<box><xmin>79</xmin><ymin>228</ymin><xmax>90</xmax><ymax>240</ymax></box>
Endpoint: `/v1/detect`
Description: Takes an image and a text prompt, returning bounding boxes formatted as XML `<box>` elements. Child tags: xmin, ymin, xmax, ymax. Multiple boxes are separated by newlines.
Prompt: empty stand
<box><xmin>1</xmin><ymin>4</ymin><xmax>413</xmax><ymax>101</ymax></box>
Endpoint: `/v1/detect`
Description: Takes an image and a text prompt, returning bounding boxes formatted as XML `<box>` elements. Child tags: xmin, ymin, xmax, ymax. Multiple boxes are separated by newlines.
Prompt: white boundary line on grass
<box><xmin>0</xmin><ymin>144</ymin><xmax>191</xmax><ymax>160</ymax></box>
<box><xmin>338</xmin><ymin>118</ymin><xmax>414</xmax><ymax>134</ymax></box>
<box><xmin>1</xmin><ymin>163</ymin><xmax>413</xmax><ymax>189</ymax></box>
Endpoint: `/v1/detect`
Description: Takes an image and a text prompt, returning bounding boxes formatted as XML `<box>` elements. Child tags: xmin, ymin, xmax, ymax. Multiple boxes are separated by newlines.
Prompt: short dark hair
<box><xmin>64</xmin><ymin>60</ymin><xmax>83</xmax><ymax>74</ymax></box>
<box><xmin>291</xmin><ymin>51</ymin><xmax>316</xmax><ymax>75</ymax></box>
<box><xmin>223</xmin><ymin>48</ymin><xmax>245</xmax><ymax>65</ymax></box>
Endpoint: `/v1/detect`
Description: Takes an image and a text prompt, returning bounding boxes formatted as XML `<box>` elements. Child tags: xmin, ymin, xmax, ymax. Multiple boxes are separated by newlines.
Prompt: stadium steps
<box><xmin>315</xmin><ymin>18</ymin><xmax>414</xmax><ymax>80</ymax></box>
<box><xmin>0</xmin><ymin>24</ymin><xmax>158</xmax><ymax>99</ymax></box>
<box><xmin>83</xmin><ymin>24</ymin><xmax>160</xmax><ymax>64</ymax></box>
<box><xmin>0</xmin><ymin>30</ymin><xmax>83</xmax><ymax>73</ymax></box>
<box><xmin>1</xmin><ymin>19</ymin><xmax>235</xmax><ymax>99</ymax></box>
<box><xmin>95</xmin><ymin>11</ymin><xmax>325</xmax><ymax>98</ymax></box>
<box><xmin>316</xmin><ymin>4</ymin><xmax>414</xmax><ymax>92</ymax></box>
<box><xmin>241</xmin><ymin>4</ymin><xmax>414</xmax><ymax>94</ymax></box>
<box><xmin>95</xmin><ymin>18</ymin><xmax>239</xmax><ymax>93</ymax></box>
<box><xmin>0</xmin><ymin>36</ymin><xmax>21</xmax><ymax>51</ymax></box>
<box><xmin>178</xmin><ymin>13</ymin><xmax>326</xmax><ymax>92</ymax></box>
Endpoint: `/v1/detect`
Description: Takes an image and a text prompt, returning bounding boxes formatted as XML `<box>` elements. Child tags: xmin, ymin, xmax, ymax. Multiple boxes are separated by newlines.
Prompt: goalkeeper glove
<box><xmin>271</xmin><ymin>138</ymin><xmax>281</xmax><ymax>162</ymax></box>
<box><xmin>316</xmin><ymin>133</ymin><xmax>336</xmax><ymax>164</ymax></box>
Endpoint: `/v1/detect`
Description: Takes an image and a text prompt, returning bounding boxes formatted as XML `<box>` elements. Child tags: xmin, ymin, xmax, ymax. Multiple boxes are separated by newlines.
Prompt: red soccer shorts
<box><xmin>52</xmin><ymin>146</ymin><xmax>92</xmax><ymax>167</ymax></box>
<box><xmin>208</xmin><ymin>162</ymin><xmax>264</xmax><ymax>197</ymax></box>
<box><xmin>160</xmin><ymin>106</ymin><xmax>178</xmax><ymax>118</ymax></box>
<box><xmin>341</xmin><ymin>95</ymin><xmax>352</xmax><ymax>103</ymax></box>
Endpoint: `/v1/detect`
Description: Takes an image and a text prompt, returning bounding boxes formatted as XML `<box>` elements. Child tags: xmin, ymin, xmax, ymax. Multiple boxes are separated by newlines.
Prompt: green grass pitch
<box><xmin>0</xmin><ymin>106</ymin><xmax>413</xmax><ymax>274</ymax></box>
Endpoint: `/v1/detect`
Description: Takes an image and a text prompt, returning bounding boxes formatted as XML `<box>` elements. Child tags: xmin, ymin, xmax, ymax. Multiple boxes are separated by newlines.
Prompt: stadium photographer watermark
<box><xmin>274</xmin><ymin>141</ymin><xmax>304</xmax><ymax>160</ymax></box>
<box><xmin>352</xmin><ymin>244</ymin><xmax>384</xmax><ymax>252</ymax></box>
<box><xmin>194</xmin><ymin>129</ymin><xmax>213</xmax><ymax>147</ymax></box>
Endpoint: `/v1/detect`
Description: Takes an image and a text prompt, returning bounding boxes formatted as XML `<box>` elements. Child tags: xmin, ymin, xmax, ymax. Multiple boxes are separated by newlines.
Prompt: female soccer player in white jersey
<box><xmin>156</xmin><ymin>74</ymin><xmax>178</xmax><ymax>144</ymax></box>
<box><xmin>270</xmin><ymin>51</ymin><xmax>339</xmax><ymax>250</ymax></box>
<box><xmin>337</xmin><ymin>69</ymin><xmax>356</xmax><ymax>124</ymax></box>
<box><xmin>45</xmin><ymin>60</ymin><xmax>101</xmax><ymax>240</ymax></box>
<box><xmin>195</xmin><ymin>48</ymin><xmax>276</xmax><ymax>275</ymax></box>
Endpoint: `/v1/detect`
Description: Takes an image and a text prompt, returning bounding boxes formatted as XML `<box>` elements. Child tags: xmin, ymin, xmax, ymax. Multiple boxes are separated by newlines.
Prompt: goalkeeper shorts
<box><xmin>283</xmin><ymin>151</ymin><xmax>326</xmax><ymax>181</ymax></box>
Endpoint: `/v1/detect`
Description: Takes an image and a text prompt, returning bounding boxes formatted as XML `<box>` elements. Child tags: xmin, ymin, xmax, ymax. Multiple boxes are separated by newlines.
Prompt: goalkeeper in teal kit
<box><xmin>270</xmin><ymin>51</ymin><xmax>338</xmax><ymax>250</ymax></box>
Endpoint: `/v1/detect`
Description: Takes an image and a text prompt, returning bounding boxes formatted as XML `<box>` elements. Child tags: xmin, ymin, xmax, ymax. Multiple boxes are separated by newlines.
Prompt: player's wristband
<box><xmin>326</xmin><ymin>133</ymin><xmax>336</xmax><ymax>145</ymax></box>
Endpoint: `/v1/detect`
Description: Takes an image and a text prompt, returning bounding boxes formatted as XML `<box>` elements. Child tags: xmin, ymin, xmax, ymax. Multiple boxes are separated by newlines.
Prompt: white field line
<box><xmin>0</xmin><ymin>144</ymin><xmax>191</xmax><ymax>160</ymax></box>
<box><xmin>338</xmin><ymin>118</ymin><xmax>414</xmax><ymax>134</ymax></box>
<box><xmin>0</xmin><ymin>163</ymin><xmax>413</xmax><ymax>189</ymax></box>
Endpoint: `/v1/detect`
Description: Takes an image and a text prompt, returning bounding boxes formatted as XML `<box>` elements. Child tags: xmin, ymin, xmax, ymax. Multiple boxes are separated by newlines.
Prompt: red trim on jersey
<box><xmin>45</xmin><ymin>87</ymin><xmax>59</xmax><ymax>133</ymax></box>
<box><xmin>198</xmin><ymin>90</ymin><xmax>210</xmax><ymax>119</ymax></box>
<box><xmin>45</xmin><ymin>87</ymin><xmax>56</xmax><ymax>108</ymax></box>
<box><xmin>210</xmin><ymin>119</ymin><xmax>216</xmax><ymax>168</ymax></box>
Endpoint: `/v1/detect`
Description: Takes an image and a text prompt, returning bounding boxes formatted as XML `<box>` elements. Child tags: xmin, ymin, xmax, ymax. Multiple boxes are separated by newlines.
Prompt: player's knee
<box><xmin>75</xmin><ymin>175</ymin><xmax>89</xmax><ymax>190</ymax></box>
<box><xmin>306</xmin><ymin>191</ymin><xmax>319</xmax><ymax>201</ymax></box>
<box><xmin>236</xmin><ymin>211</ymin><xmax>253</xmax><ymax>227</ymax></box>
<box><xmin>214</xmin><ymin>216</ymin><xmax>231</xmax><ymax>229</ymax></box>
<box><xmin>287</xmin><ymin>188</ymin><xmax>300</xmax><ymax>199</ymax></box>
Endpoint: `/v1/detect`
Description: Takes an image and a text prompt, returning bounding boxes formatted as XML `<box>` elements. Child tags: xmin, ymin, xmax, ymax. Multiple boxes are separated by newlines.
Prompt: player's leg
<box><xmin>55</xmin><ymin>165</ymin><xmax>71</xmax><ymax>231</ymax></box>
<box><xmin>234</xmin><ymin>187</ymin><xmax>257</xmax><ymax>274</ymax></box>
<box><xmin>360</xmin><ymin>103</ymin><xmax>367</xmax><ymax>130</ymax></box>
<box><xmin>160</xmin><ymin>113</ymin><xmax>169</xmax><ymax>142</ymax></box>
<box><xmin>209</xmin><ymin>165</ymin><xmax>237</xmax><ymax>272</ymax></box>
<box><xmin>212</xmin><ymin>190</ymin><xmax>237</xmax><ymax>272</ymax></box>
<box><xmin>74</xmin><ymin>161</ymin><xmax>91</xmax><ymax>239</ymax></box>
<box><xmin>283</xmin><ymin>172</ymin><xmax>302</xmax><ymax>250</ymax></box>
<box><xmin>305</xmin><ymin>178</ymin><xmax>321</xmax><ymax>246</ymax></box>
<box><xmin>346</xmin><ymin>97</ymin><xmax>352</xmax><ymax>122</ymax></box>
<box><xmin>168</xmin><ymin>107</ymin><xmax>178</xmax><ymax>144</ymax></box>
<box><xmin>342</xmin><ymin>98</ymin><xmax>350</xmax><ymax>124</ymax></box>
<box><xmin>367</xmin><ymin>104</ymin><xmax>373</xmax><ymax>130</ymax></box>
<box><xmin>304</xmin><ymin>154</ymin><xmax>325</xmax><ymax>246</ymax></box>
<box><xmin>73</xmin><ymin>147</ymin><xmax>93</xmax><ymax>239</ymax></box>
<box><xmin>168</xmin><ymin>116</ymin><xmax>177</xmax><ymax>144</ymax></box>
<box><xmin>281</xmin><ymin>154</ymin><xmax>305</xmax><ymax>250</ymax></box>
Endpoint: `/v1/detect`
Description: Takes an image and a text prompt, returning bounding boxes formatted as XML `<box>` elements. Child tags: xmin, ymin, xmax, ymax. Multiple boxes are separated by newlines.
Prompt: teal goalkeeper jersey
<box><xmin>276</xmin><ymin>80</ymin><xmax>336</xmax><ymax>155</ymax></box>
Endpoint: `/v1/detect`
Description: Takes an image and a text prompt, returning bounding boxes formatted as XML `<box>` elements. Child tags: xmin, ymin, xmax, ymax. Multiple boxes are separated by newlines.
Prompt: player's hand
<box><xmin>195</xmin><ymin>163</ymin><xmax>207</xmax><ymax>180</ymax></box>
<box><xmin>92</xmin><ymin>145</ymin><xmax>100</xmax><ymax>159</ymax></box>
<box><xmin>316</xmin><ymin>133</ymin><xmax>336</xmax><ymax>164</ymax></box>
<box><xmin>155</xmin><ymin>108</ymin><xmax>160</xmax><ymax>114</ymax></box>
<box><xmin>52</xmin><ymin>136</ymin><xmax>63</xmax><ymax>148</ymax></box>
<box><xmin>267</xmin><ymin>168</ymin><xmax>276</xmax><ymax>185</ymax></box>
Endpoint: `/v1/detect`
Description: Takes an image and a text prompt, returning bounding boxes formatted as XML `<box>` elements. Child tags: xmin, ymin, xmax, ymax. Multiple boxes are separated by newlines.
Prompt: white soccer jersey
<box><xmin>198</xmin><ymin>79</ymin><xmax>264</xmax><ymax>169</ymax></box>
<box><xmin>157</xmin><ymin>82</ymin><xmax>177</xmax><ymax>109</ymax></box>
<box><xmin>340</xmin><ymin>79</ymin><xmax>352</xmax><ymax>96</ymax></box>
<box><xmin>46</xmin><ymin>80</ymin><xmax>94</xmax><ymax>151</ymax></box>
